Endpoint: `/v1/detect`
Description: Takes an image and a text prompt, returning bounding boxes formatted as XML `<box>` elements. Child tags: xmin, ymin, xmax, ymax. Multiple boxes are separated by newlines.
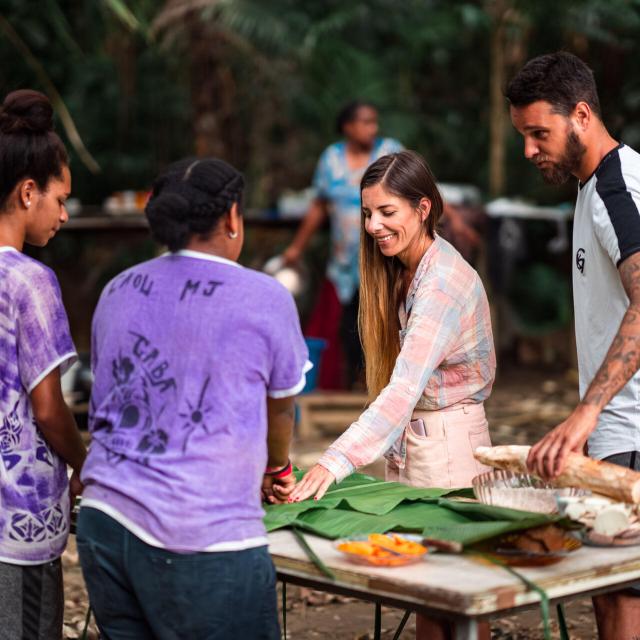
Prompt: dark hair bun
<box><xmin>0</xmin><ymin>89</ymin><xmax>54</xmax><ymax>135</ymax></box>
<box><xmin>146</xmin><ymin>192</ymin><xmax>191</xmax><ymax>252</ymax></box>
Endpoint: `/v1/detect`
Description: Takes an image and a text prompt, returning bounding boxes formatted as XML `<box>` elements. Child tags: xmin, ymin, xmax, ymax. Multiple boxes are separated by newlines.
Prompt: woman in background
<box><xmin>77</xmin><ymin>157</ymin><xmax>309</xmax><ymax>639</ymax></box>
<box><xmin>284</xmin><ymin>101</ymin><xmax>403</xmax><ymax>388</ymax></box>
<box><xmin>0</xmin><ymin>89</ymin><xmax>86</xmax><ymax>639</ymax></box>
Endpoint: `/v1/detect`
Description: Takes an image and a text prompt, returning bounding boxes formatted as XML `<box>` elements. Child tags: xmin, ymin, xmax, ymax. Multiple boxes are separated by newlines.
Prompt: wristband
<box><xmin>265</xmin><ymin>459</ymin><xmax>293</xmax><ymax>479</ymax></box>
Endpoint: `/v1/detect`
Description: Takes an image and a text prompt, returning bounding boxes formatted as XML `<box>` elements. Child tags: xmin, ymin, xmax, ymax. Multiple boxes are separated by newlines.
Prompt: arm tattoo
<box><xmin>583</xmin><ymin>252</ymin><xmax>640</xmax><ymax>408</ymax></box>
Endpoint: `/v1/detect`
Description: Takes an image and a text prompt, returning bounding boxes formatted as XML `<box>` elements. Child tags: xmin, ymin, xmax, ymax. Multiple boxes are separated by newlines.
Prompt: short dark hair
<box><xmin>505</xmin><ymin>52</ymin><xmax>601</xmax><ymax>118</ymax></box>
<box><xmin>360</xmin><ymin>150</ymin><xmax>443</xmax><ymax>239</ymax></box>
<box><xmin>335</xmin><ymin>100</ymin><xmax>377</xmax><ymax>135</ymax></box>
<box><xmin>145</xmin><ymin>157</ymin><xmax>245</xmax><ymax>252</ymax></box>
<box><xmin>0</xmin><ymin>90</ymin><xmax>68</xmax><ymax>211</ymax></box>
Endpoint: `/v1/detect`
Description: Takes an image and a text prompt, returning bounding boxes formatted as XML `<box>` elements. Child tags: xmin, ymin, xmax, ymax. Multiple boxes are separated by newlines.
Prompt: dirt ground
<box><xmin>62</xmin><ymin>367</ymin><xmax>603</xmax><ymax>639</ymax></box>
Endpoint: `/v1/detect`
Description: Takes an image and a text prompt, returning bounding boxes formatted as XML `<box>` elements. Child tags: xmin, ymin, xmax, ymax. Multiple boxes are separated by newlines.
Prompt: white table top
<box><xmin>268</xmin><ymin>530</ymin><xmax>640</xmax><ymax>616</ymax></box>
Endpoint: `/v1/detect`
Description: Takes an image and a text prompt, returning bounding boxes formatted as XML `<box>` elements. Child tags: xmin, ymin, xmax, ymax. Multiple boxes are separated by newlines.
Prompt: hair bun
<box><xmin>145</xmin><ymin>192</ymin><xmax>191</xmax><ymax>252</ymax></box>
<box><xmin>0</xmin><ymin>89</ymin><xmax>54</xmax><ymax>135</ymax></box>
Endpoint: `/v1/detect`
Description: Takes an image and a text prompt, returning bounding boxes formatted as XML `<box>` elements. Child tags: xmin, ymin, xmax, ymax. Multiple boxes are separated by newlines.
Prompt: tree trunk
<box><xmin>186</xmin><ymin>18</ymin><xmax>236</xmax><ymax>159</ymax></box>
<box><xmin>105</xmin><ymin>27</ymin><xmax>137</xmax><ymax>155</ymax></box>
<box><xmin>486</xmin><ymin>1</ymin><xmax>527</xmax><ymax>198</ymax></box>
<box><xmin>488</xmin><ymin>0</ymin><xmax>507</xmax><ymax>199</ymax></box>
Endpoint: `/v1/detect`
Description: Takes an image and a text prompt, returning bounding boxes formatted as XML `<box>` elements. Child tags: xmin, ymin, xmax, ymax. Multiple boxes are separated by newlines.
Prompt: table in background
<box><xmin>28</xmin><ymin>212</ymin><xmax>316</xmax><ymax>352</ymax></box>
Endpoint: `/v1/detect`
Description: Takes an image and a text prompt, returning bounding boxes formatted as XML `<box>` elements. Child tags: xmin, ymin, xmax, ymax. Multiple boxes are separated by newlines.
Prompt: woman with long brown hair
<box><xmin>290</xmin><ymin>149</ymin><xmax>495</xmax><ymax>640</ymax></box>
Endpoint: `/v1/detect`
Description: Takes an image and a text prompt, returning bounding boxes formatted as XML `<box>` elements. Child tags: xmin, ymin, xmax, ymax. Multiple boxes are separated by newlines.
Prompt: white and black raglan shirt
<box><xmin>574</xmin><ymin>143</ymin><xmax>640</xmax><ymax>460</ymax></box>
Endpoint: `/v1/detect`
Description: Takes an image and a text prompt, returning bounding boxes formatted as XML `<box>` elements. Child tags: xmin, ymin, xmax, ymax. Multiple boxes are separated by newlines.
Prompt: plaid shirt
<box><xmin>318</xmin><ymin>236</ymin><xmax>495</xmax><ymax>482</ymax></box>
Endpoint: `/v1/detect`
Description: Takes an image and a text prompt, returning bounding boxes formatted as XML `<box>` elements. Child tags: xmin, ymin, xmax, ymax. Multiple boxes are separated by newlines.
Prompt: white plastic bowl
<box><xmin>472</xmin><ymin>469</ymin><xmax>584</xmax><ymax>514</ymax></box>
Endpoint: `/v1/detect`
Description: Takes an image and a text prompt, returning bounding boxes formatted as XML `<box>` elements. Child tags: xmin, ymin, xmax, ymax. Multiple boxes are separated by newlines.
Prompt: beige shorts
<box><xmin>386</xmin><ymin>403</ymin><xmax>492</xmax><ymax>489</ymax></box>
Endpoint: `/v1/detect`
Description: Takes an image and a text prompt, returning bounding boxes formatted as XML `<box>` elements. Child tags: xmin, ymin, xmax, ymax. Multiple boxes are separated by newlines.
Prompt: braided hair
<box><xmin>145</xmin><ymin>158</ymin><xmax>245</xmax><ymax>252</ymax></box>
<box><xmin>0</xmin><ymin>89</ymin><xmax>68</xmax><ymax>211</ymax></box>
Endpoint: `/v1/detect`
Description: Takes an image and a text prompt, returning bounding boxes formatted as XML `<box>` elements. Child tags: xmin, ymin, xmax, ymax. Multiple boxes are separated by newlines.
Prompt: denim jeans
<box><xmin>77</xmin><ymin>507</ymin><xmax>280</xmax><ymax>640</ymax></box>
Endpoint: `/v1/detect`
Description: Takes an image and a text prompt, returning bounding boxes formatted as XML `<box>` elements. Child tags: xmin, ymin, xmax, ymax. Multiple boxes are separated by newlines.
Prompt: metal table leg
<box><xmin>374</xmin><ymin>603</ymin><xmax>382</xmax><ymax>640</ymax></box>
<box><xmin>392</xmin><ymin>610</ymin><xmax>411</xmax><ymax>640</ymax></box>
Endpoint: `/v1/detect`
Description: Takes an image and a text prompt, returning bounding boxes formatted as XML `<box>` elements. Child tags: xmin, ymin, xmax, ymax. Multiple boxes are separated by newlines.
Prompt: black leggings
<box><xmin>604</xmin><ymin>450</ymin><xmax>640</xmax><ymax>470</ymax></box>
<box><xmin>602</xmin><ymin>450</ymin><xmax>640</xmax><ymax>596</ymax></box>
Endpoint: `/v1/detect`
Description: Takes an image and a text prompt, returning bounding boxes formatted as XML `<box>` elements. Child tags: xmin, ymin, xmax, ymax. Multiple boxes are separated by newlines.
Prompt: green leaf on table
<box><xmin>437</xmin><ymin>498</ymin><xmax>563</xmax><ymax>522</ymax></box>
<box><xmin>264</xmin><ymin>474</ymin><xmax>562</xmax><ymax>546</ymax></box>
<box><xmin>291</xmin><ymin>502</ymin><xmax>452</xmax><ymax>538</ymax></box>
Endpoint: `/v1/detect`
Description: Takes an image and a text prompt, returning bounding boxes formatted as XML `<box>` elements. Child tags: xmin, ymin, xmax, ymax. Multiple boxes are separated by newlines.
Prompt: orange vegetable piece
<box><xmin>337</xmin><ymin>541</ymin><xmax>391</xmax><ymax>558</ymax></box>
<box><xmin>368</xmin><ymin>533</ymin><xmax>427</xmax><ymax>556</ymax></box>
<box><xmin>337</xmin><ymin>534</ymin><xmax>427</xmax><ymax>566</ymax></box>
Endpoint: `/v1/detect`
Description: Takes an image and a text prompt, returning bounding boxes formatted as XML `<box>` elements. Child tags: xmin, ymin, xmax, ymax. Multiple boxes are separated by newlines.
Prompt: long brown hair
<box><xmin>358</xmin><ymin>150</ymin><xmax>443</xmax><ymax>398</ymax></box>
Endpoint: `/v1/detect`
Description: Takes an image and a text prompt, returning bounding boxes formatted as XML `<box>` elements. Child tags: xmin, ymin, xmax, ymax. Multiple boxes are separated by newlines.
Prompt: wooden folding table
<box><xmin>269</xmin><ymin>530</ymin><xmax>640</xmax><ymax>639</ymax></box>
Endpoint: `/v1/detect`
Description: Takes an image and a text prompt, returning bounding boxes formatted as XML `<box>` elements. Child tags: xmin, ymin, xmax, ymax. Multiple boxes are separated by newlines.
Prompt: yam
<box><xmin>474</xmin><ymin>445</ymin><xmax>640</xmax><ymax>504</ymax></box>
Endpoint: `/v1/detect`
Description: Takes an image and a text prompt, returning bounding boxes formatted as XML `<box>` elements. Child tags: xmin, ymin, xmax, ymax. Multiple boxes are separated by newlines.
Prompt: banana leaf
<box><xmin>437</xmin><ymin>498</ymin><xmax>559</xmax><ymax>521</ymax></box>
<box><xmin>264</xmin><ymin>473</ymin><xmax>563</xmax><ymax>546</ymax></box>
<box><xmin>275</xmin><ymin>502</ymin><xmax>471</xmax><ymax>539</ymax></box>
<box><xmin>263</xmin><ymin>472</ymin><xmax>470</xmax><ymax>529</ymax></box>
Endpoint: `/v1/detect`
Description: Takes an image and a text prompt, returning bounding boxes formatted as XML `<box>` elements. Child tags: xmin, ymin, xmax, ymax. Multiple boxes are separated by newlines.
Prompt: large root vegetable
<box><xmin>474</xmin><ymin>445</ymin><xmax>640</xmax><ymax>504</ymax></box>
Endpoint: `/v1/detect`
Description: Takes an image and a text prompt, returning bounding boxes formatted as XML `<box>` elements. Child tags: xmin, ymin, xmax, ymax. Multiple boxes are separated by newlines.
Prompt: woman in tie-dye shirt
<box><xmin>291</xmin><ymin>151</ymin><xmax>495</xmax><ymax>640</ymax></box>
<box><xmin>0</xmin><ymin>90</ymin><xmax>86</xmax><ymax>639</ymax></box>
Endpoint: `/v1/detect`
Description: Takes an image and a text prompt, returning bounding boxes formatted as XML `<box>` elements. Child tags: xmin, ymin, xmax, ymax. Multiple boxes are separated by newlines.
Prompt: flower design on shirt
<box><xmin>43</xmin><ymin>504</ymin><xmax>66</xmax><ymax>537</ymax></box>
<box><xmin>35</xmin><ymin>429</ymin><xmax>54</xmax><ymax>467</ymax></box>
<box><xmin>9</xmin><ymin>512</ymin><xmax>47</xmax><ymax>543</ymax></box>
<box><xmin>179</xmin><ymin>376</ymin><xmax>213</xmax><ymax>453</ymax></box>
<box><xmin>113</xmin><ymin>380</ymin><xmax>152</xmax><ymax>432</ymax></box>
<box><xmin>137</xmin><ymin>428</ymin><xmax>169</xmax><ymax>455</ymax></box>
<box><xmin>0</xmin><ymin>400</ymin><xmax>23</xmax><ymax>471</ymax></box>
<box><xmin>95</xmin><ymin>364</ymin><xmax>152</xmax><ymax>434</ymax></box>
<box><xmin>112</xmin><ymin>353</ymin><xmax>135</xmax><ymax>385</ymax></box>
<box><xmin>0</xmin><ymin>399</ymin><xmax>23</xmax><ymax>453</ymax></box>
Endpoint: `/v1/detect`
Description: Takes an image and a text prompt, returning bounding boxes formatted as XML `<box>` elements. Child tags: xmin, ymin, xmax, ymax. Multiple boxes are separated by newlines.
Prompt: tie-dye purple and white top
<box><xmin>0</xmin><ymin>247</ymin><xmax>77</xmax><ymax>564</ymax></box>
<box><xmin>82</xmin><ymin>251</ymin><xmax>310</xmax><ymax>553</ymax></box>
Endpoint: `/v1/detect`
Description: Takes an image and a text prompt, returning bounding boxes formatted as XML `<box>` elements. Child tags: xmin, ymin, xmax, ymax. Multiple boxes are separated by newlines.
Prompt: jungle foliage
<box><xmin>2</xmin><ymin>0</ymin><xmax>640</xmax><ymax>206</ymax></box>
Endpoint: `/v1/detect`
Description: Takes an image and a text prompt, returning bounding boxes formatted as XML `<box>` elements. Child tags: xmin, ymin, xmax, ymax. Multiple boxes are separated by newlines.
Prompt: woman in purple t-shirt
<box><xmin>77</xmin><ymin>158</ymin><xmax>309</xmax><ymax>639</ymax></box>
<box><xmin>0</xmin><ymin>90</ymin><xmax>86</xmax><ymax>638</ymax></box>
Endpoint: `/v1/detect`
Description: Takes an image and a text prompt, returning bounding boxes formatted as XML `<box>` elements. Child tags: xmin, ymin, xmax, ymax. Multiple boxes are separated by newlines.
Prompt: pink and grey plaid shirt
<box><xmin>318</xmin><ymin>236</ymin><xmax>496</xmax><ymax>482</ymax></box>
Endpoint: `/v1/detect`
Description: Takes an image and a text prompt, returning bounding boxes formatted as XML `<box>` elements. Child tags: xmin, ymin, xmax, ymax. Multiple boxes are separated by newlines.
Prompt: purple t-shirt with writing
<box><xmin>0</xmin><ymin>247</ymin><xmax>77</xmax><ymax>564</ymax></box>
<box><xmin>82</xmin><ymin>250</ymin><xmax>309</xmax><ymax>552</ymax></box>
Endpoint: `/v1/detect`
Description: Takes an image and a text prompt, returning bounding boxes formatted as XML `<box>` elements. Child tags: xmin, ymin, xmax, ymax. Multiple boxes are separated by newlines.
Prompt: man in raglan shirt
<box><xmin>506</xmin><ymin>51</ymin><xmax>640</xmax><ymax>639</ymax></box>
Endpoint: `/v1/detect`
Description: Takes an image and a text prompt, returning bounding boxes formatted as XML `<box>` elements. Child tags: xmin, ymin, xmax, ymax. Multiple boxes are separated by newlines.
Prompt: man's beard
<box><xmin>537</xmin><ymin>130</ymin><xmax>587</xmax><ymax>185</ymax></box>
